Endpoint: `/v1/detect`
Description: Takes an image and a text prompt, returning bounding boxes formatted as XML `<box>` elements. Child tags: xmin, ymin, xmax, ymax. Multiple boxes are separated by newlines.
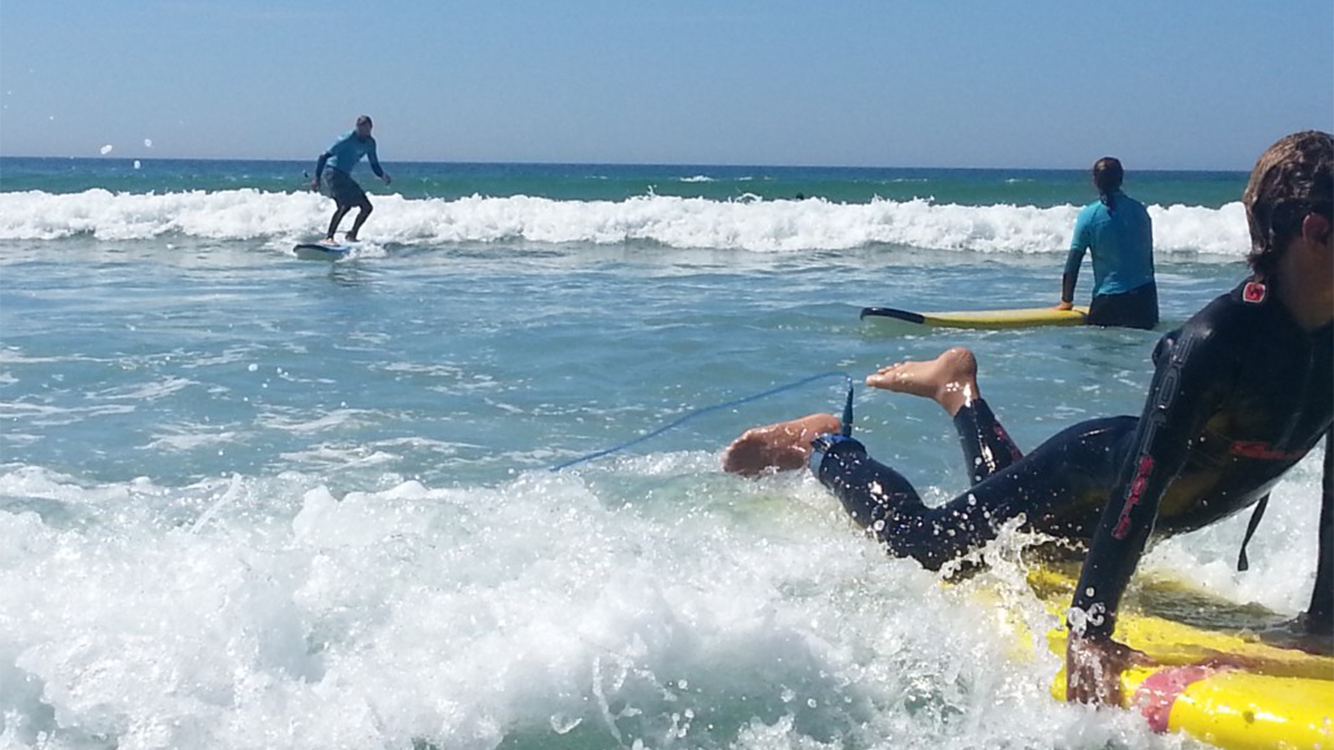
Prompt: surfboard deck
<box><xmin>861</xmin><ymin>305</ymin><xmax>1090</xmax><ymax>330</ymax></box>
<box><xmin>293</xmin><ymin>242</ymin><xmax>351</xmax><ymax>261</ymax></box>
<box><xmin>996</xmin><ymin>565</ymin><xmax>1334</xmax><ymax>750</ymax></box>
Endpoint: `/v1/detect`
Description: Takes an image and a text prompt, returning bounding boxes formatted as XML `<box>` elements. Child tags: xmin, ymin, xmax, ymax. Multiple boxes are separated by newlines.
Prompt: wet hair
<box><xmin>1093</xmin><ymin>157</ymin><xmax>1124</xmax><ymax>212</ymax></box>
<box><xmin>1243</xmin><ymin>130</ymin><xmax>1334</xmax><ymax>277</ymax></box>
<box><xmin>356</xmin><ymin>115</ymin><xmax>373</xmax><ymax>128</ymax></box>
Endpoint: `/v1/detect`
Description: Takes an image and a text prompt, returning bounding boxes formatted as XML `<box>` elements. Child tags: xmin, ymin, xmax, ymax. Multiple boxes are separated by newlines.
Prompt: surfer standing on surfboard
<box><xmin>310</xmin><ymin>115</ymin><xmax>392</xmax><ymax>244</ymax></box>
<box><xmin>722</xmin><ymin>131</ymin><xmax>1333</xmax><ymax>705</ymax></box>
<box><xmin>1055</xmin><ymin>157</ymin><xmax>1159</xmax><ymax>329</ymax></box>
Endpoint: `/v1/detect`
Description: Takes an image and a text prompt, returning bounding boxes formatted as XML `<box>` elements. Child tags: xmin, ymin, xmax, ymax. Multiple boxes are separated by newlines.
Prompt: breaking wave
<box><xmin>0</xmin><ymin>189</ymin><xmax>1248</xmax><ymax>256</ymax></box>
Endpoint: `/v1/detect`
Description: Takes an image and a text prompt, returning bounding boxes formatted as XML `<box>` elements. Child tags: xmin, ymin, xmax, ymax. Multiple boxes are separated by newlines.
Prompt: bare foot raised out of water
<box><xmin>865</xmin><ymin>347</ymin><xmax>980</xmax><ymax>417</ymax></box>
<box><xmin>722</xmin><ymin>413</ymin><xmax>841</xmax><ymax>477</ymax></box>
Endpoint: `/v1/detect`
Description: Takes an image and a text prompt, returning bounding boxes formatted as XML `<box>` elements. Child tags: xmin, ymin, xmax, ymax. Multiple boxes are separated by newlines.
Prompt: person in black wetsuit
<box><xmin>722</xmin><ymin>130</ymin><xmax>1333</xmax><ymax>706</ymax></box>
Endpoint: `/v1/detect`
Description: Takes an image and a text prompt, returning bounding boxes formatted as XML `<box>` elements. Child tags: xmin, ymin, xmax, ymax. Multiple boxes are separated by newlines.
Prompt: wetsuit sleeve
<box><xmin>367</xmin><ymin>139</ymin><xmax>384</xmax><ymax>178</ymax></box>
<box><xmin>317</xmin><ymin>132</ymin><xmax>351</xmax><ymax>180</ymax></box>
<box><xmin>1062</xmin><ymin>209</ymin><xmax>1091</xmax><ymax>303</ymax></box>
<box><xmin>1308</xmin><ymin>430</ymin><xmax>1334</xmax><ymax>634</ymax></box>
<box><xmin>1069</xmin><ymin>327</ymin><xmax>1228</xmax><ymax>639</ymax></box>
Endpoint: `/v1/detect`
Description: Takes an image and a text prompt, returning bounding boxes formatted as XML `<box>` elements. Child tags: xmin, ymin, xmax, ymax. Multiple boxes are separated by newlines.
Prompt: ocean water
<box><xmin>0</xmin><ymin>157</ymin><xmax>1323</xmax><ymax>750</ymax></box>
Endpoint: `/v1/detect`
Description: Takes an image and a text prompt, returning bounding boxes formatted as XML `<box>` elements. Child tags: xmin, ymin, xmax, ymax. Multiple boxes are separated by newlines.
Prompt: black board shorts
<box><xmin>1088</xmin><ymin>281</ymin><xmax>1159</xmax><ymax>330</ymax></box>
<box><xmin>323</xmin><ymin>169</ymin><xmax>369</xmax><ymax>208</ymax></box>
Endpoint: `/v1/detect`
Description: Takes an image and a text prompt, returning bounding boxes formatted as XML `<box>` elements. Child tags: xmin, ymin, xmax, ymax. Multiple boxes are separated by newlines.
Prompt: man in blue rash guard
<box><xmin>1055</xmin><ymin>157</ymin><xmax>1159</xmax><ymax>329</ymax></box>
<box><xmin>310</xmin><ymin>115</ymin><xmax>392</xmax><ymax>243</ymax></box>
<box><xmin>723</xmin><ymin>131</ymin><xmax>1333</xmax><ymax>706</ymax></box>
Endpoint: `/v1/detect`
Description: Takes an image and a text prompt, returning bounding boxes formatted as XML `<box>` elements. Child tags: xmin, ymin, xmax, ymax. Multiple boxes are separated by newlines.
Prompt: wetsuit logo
<box><xmin>993</xmin><ymin>423</ymin><xmax>1022</xmax><ymax>462</ymax></box>
<box><xmin>1242</xmin><ymin>281</ymin><xmax>1267</xmax><ymax>304</ymax></box>
<box><xmin>1112</xmin><ymin>331</ymin><xmax>1197</xmax><ymax>539</ymax></box>
<box><xmin>1229</xmin><ymin>441</ymin><xmax>1307</xmax><ymax>461</ymax></box>
<box><xmin>1114</xmin><ymin>455</ymin><xmax>1155</xmax><ymax>538</ymax></box>
<box><xmin>1065</xmin><ymin>602</ymin><xmax>1107</xmax><ymax>637</ymax></box>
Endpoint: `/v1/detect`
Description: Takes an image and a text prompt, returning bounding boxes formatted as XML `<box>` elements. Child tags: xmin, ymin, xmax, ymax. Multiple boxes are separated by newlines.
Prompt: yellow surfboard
<box><xmin>1014</xmin><ymin>566</ymin><xmax>1334</xmax><ymax>750</ymax></box>
<box><xmin>861</xmin><ymin>305</ymin><xmax>1090</xmax><ymax>330</ymax></box>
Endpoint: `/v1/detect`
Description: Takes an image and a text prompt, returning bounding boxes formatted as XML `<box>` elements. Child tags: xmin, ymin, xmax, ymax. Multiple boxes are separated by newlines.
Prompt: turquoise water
<box><xmin>0</xmin><ymin>159</ymin><xmax>1321</xmax><ymax>749</ymax></box>
<box><xmin>1</xmin><ymin>156</ymin><xmax>1247</xmax><ymax>206</ymax></box>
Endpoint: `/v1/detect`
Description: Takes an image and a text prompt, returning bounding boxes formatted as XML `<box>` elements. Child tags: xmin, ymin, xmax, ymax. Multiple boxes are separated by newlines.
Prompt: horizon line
<box><xmin>0</xmin><ymin>153</ymin><xmax>1252</xmax><ymax>174</ymax></box>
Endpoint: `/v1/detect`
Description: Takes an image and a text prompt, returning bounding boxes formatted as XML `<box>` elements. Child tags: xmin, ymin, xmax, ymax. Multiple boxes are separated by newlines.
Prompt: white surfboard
<box><xmin>293</xmin><ymin>242</ymin><xmax>351</xmax><ymax>261</ymax></box>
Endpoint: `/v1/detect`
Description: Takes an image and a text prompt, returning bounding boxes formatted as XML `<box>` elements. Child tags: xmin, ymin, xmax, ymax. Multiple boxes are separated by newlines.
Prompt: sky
<box><xmin>1</xmin><ymin>1</ymin><xmax>1331</xmax><ymax>169</ymax></box>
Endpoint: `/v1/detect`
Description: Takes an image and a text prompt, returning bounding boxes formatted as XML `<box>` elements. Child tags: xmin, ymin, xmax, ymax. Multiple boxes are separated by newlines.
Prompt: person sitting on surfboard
<box><xmin>1055</xmin><ymin>157</ymin><xmax>1158</xmax><ymax>329</ymax></box>
<box><xmin>722</xmin><ymin>131</ymin><xmax>1333</xmax><ymax>706</ymax></box>
<box><xmin>310</xmin><ymin>115</ymin><xmax>392</xmax><ymax>243</ymax></box>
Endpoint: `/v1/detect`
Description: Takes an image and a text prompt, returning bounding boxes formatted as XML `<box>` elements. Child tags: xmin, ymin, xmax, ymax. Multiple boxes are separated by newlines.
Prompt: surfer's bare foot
<box><xmin>865</xmin><ymin>347</ymin><xmax>979</xmax><ymax>417</ymax></box>
<box><xmin>722</xmin><ymin>413</ymin><xmax>841</xmax><ymax>477</ymax></box>
<box><xmin>322</xmin><ymin>236</ymin><xmax>336</xmax><ymax>244</ymax></box>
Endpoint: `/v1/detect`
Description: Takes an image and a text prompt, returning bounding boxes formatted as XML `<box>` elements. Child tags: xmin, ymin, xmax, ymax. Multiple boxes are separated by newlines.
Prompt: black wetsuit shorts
<box><xmin>1088</xmin><ymin>281</ymin><xmax>1159</xmax><ymax>330</ymax></box>
<box><xmin>324</xmin><ymin>169</ymin><xmax>369</xmax><ymax>209</ymax></box>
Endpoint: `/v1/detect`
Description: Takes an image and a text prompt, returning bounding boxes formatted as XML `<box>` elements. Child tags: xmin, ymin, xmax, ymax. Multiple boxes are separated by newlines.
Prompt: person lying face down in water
<box><xmin>722</xmin><ymin>130</ymin><xmax>1334</xmax><ymax>707</ymax></box>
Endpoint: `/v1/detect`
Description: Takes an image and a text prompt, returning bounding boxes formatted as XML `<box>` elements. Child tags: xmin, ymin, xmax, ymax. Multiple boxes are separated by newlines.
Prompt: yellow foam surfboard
<box><xmin>860</xmin><ymin>305</ymin><xmax>1090</xmax><ymax>330</ymax></box>
<box><xmin>1015</xmin><ymin>566</ymin><xmax>1334</xmax><ymax>750</ymax></box>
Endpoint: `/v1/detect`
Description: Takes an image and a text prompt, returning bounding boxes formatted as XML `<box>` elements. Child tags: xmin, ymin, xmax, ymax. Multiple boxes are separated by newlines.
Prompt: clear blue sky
<box><xmin>2</xmin><ymin>1</ymin><xmax>1331</xmax><ymax>169</ymax></box>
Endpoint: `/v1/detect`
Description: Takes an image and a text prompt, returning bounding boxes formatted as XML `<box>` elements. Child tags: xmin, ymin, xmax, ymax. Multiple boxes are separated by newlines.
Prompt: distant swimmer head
<box><xmin>1243</xmin><ymin>130</ymin><xmax>1333</xmax><ymax>277</ymax></box>
<box><xmin>355</xmin><ymin>115</ymin><xmax>374</xmax><ymax>137</ymax></box>
<box><xmin>1092</xmin><ymin>157</ymin><xmax>1124</xmax><ymax>209</ymax></box>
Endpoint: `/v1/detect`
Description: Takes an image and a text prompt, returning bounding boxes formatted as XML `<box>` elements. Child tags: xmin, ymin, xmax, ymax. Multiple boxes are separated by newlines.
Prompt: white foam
<box><xmin>0</xmin><ymin>401</ymin><xmax>137</xmax><ymax>426</ymax></box>
<box><xmin>0</xmin><ymin>189</ymin><xmax>1249</xmax><ymax>256</ymax></box>
<box><xmin>1142</xmin><ymin>441</ymin><xmax>1327</xmax><ymax>615</ymax></box>
<box><xmin>0</xmin><ymin>463</ymin><xmax>1192</xmax><ymax>749</ymax></box>
<box><xmin>256</xmin><ymin>407</ymin><xmax>374</xmax><ymax>434</ymax></box>
<box><xmin>145</xmin><ymin>425</ymin><xmax>247</xmax><ymax>453</ymax></box>
<box><xmin>87</xmin><ymin>376</ymin><xmax>197</xmax><ymax>402</ymax></box>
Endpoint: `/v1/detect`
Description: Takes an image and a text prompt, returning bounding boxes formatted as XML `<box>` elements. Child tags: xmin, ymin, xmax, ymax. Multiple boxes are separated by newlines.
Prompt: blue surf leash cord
<box><xmin>549</xmin><ymin>371</ymin><xmax>855</xmax><ymax>472</ymax></box>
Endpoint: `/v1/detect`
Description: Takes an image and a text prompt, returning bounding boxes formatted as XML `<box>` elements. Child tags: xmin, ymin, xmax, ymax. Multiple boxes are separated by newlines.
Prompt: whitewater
<box><xmin>0</xmin><ymin>188</ymin><xmax>1247</xmax><ymax>256</ymax></box>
